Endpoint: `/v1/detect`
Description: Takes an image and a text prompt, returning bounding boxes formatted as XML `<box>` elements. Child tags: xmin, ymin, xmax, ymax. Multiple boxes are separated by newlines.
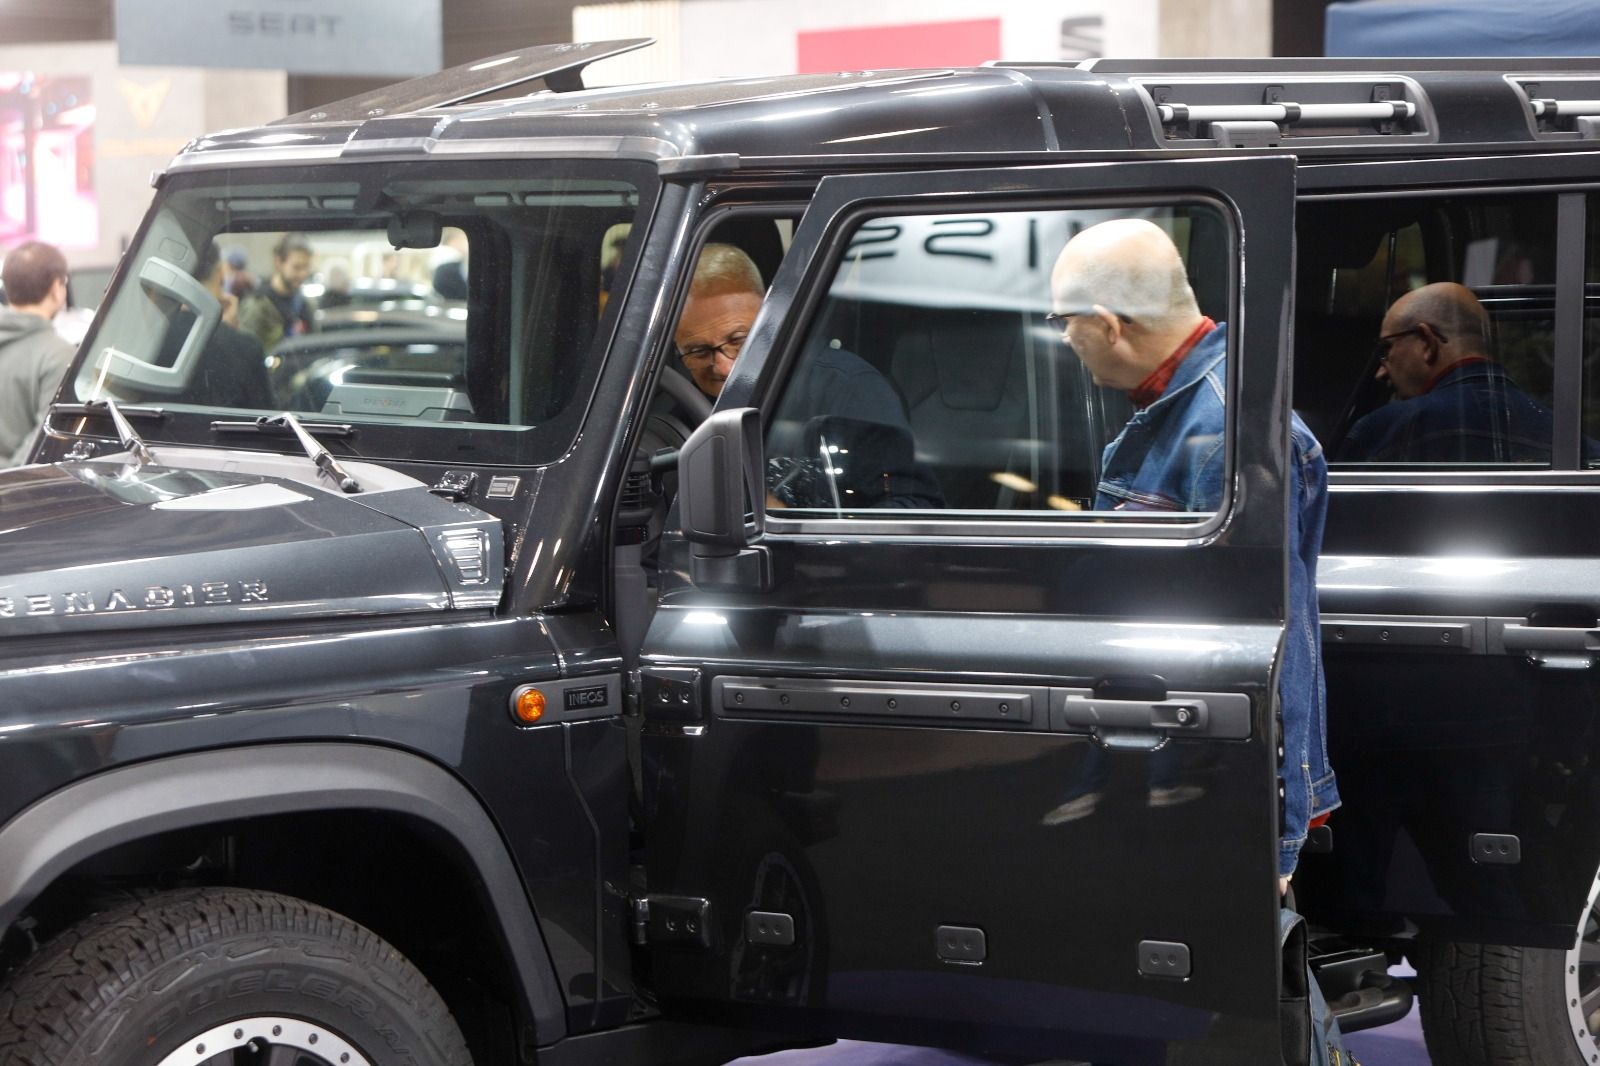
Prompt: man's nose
<box><xmin>713</xmin><ymin>349</ymin><xmax>738</xmax><ymax>371</ymax></box>
<box><xmin>1375</xmin><ymin>362</ymin><xmax>1390</xmax><ymax>383</ymax></box>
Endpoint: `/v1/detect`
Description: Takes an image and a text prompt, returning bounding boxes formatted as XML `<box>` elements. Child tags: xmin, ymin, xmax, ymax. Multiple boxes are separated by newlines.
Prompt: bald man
<box><xmin>1050</xmin><ymin>218</ymin><xmax>1227</xmax><ymax>511</ymax></box>
<box><xmin>1342</xmin><ymin>282</ymin><xmax>1553</xmax><ymax>462</ymax></box>
<box><xmin>1050</xmin><ymin>219</ymin><xmax>1338</xmax><ymax>887</ymax></box>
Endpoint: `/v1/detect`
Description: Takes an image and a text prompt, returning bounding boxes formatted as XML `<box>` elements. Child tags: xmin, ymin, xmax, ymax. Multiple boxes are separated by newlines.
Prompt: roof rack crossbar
<box><xmin>1157</xmin><ymin>101</ymin><xmax>1416</xmax><ymax>126</ymax></box>
<box><xmin>1531</xmin><ymin>99</ymin><xmax>1600</xmax><ymax>117</ymax></box>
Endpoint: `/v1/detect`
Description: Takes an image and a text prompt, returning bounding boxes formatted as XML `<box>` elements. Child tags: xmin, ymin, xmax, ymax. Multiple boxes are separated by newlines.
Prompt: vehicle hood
<box><xmin>0</xmin><ymin>457</ymin><xmax>503</xmax><ymax>635</ymax></box>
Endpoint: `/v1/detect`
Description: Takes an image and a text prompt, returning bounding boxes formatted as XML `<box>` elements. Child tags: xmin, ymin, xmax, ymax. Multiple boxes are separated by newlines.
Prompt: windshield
<box><xmin>67</xmin><ymin>159</ymin><xmax>653</xmax><ymax>466</ymax></box>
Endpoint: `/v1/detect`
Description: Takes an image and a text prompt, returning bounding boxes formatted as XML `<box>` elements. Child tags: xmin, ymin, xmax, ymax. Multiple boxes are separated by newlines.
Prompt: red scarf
<box><xmin>1129</xmin><ymin>318</ymin><xmax>1217</xmax><ymax>410</ymax></box>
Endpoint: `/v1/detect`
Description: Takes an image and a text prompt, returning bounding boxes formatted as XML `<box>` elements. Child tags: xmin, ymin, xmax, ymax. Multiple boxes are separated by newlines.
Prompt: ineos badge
<box><xmin>564</xmin><ymin>685</ymin><xmax>609</xmax><ymax>711</ymax></box>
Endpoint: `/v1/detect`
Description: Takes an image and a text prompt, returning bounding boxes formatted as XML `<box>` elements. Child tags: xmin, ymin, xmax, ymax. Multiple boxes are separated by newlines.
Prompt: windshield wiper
<box><xmin>257</xmin><ymin>412</ymin><xmax>362</xmax><ymax>494</ymax></box>
<box><xmin>84</xmin><ymin>398</ymin><xmax>156</xmax><ymax>466</ymax></box>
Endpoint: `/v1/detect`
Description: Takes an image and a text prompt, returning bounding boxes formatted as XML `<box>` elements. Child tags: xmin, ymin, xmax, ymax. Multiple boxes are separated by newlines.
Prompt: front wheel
<box><xmin>1416</xmin><ymin>870</ymin><xmax>1600</xmax><ymax>1065</ymax></box>
<box><xmin>0</xmin><ymin>887</ymin><xmax>472</xmax><ymax>1066</ymax></box>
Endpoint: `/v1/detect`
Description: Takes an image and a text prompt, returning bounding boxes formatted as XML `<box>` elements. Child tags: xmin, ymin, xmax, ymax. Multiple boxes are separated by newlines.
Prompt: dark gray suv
<box><xmin>1</xmin><ymin>39</ymin><xmax>1598</xmax><ymax>1066</ymax></box>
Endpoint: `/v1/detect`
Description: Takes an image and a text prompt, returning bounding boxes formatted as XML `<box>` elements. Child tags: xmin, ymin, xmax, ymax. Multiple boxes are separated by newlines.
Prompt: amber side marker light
<box><xmin>512</xmin><ymin>686</ymin><xmax>546</xmax><ymax>725</ymax></box>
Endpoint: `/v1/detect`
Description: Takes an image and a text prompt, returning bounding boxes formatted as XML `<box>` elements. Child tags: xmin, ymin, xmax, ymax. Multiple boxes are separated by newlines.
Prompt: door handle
<box><xmin>1497</xmin><ymin>623</ymin><xmax>1600</xmax><ymax>669</ymax></box>
<box><xmin>1055</xmin><ymin>694</ymin><xmax>1209</xmax><ymax>732</ymax></box>
<box><xmin>1498</xmin><ymin>624</ymin><xmax>1600</xmax><ymax>653</ymax></box>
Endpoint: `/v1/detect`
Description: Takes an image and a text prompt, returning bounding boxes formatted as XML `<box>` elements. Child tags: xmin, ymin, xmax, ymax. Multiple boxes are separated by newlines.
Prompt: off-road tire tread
<box><xmin>1416</xmin><ymin>939</ymin><xmax>1563</xmax><ymax>1066</ymax></box>
<box><xmin>0</xmin><ymin>886</ymin><xmax>471</xmax><ymax>1066</ymax></box>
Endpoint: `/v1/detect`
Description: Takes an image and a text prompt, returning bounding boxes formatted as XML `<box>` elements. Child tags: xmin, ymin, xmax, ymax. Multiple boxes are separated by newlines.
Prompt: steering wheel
<box><xmin>656</xmin><ymin>365</ymin><xmax>713</xmax><ymax>425</ymax></box>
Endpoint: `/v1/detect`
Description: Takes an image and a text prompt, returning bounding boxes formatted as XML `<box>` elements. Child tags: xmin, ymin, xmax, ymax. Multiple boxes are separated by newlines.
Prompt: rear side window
<box><xmin>762</xmin><ymin>203</ymin><xmax>1232</xmax><ymax>519</ymax></box>
<box><xmin>1295</xmin><ymin>193</ymin><xmax>1559</xmax><ymax>467</ymax></box>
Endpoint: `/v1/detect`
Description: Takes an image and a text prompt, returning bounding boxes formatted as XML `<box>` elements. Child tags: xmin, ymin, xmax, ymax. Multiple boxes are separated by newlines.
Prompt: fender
<box><xmin>0</xmin><ymin>741</ymin><xmax>566</xmax><ymax>1044</ymax></box>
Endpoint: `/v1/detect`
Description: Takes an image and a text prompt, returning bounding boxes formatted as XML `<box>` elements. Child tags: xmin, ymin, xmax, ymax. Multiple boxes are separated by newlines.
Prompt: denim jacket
<box><xmin>1095</xmin><ymin>323</ymin><xmax>1340</xmax><ymax>876</ymax></box>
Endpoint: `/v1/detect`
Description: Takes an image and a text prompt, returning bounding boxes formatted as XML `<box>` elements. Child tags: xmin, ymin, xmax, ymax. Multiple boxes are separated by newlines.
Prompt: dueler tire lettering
<box><xmin>0</xmin><ymin>887</ymin><xmax>472</xmax><ymax>1066</ymax></box>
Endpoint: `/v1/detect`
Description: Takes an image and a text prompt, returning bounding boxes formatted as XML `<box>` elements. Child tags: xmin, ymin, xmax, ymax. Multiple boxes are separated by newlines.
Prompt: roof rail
<box><xmin>1507</xmin><ymin>76</ymin><xmax>1600</xmax><ymax>139</ymax></box>
<box><xmin>1123</xmin><ymin>75</ymin><xmax>1432</xmax><ymax>149</ymax></box>
<box><xmin>273</xmin><ymin>38</ymin><xmax>654</xmax><ymax>126</ymax></box>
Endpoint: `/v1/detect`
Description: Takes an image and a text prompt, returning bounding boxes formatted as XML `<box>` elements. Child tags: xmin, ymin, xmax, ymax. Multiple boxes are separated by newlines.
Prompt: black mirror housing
<box><xmin>678</xmin><ymin>407</ymin><xmax>771</xmax><ymax>590</ymax></box>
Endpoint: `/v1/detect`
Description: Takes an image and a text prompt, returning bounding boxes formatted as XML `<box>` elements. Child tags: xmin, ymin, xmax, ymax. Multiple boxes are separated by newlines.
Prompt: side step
<box><xmin>1309</xmin><ymin>943</ymin><xmax>1415</xmax><ymax>1033</ymax></box>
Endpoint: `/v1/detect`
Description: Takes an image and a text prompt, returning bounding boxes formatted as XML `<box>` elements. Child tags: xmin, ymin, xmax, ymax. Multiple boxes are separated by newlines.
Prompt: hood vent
<box><xmin>440</xmin><ymin>527</ymin><xmax>490</xmax><ymax>585</ymax></box>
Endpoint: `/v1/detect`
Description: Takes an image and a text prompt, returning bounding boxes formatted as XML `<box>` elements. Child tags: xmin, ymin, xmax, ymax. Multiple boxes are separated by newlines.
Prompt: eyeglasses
<box><xmin>1374</xmin><ymin>324</ymin><xmax>1447</xmax><ymax>364</ymax></box>
<box><xmin>678</xmin><ymin>333</ymin><xmax>747</xmax><ymax>368</ymax></box>
<box><xmin>1044</xmin><ymin>307</ymin><xmax>1131</xmax><ymax>336</ymax></box>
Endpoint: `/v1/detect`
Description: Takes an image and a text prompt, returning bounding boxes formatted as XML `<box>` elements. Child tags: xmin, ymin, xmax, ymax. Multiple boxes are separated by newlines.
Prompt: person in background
<box><xmin>239</xmin><ymin>234</ymin><xmax>314</xmax><ymax>350</ymax></box>
<box><xmin>319</xmin><ymin>260</ymin><xmax>354</xmax><ymax>311</ymax></box>
<box><xmin>158</xmin><ymin>243</ymin><xmax>270</xmax><ymax>409</ymax></box>
<box><xmin>431</xmin><ymin>231</ymin><xmax>469</xmax><ymax>301</ymax></box>
<box><xmin>1341</xmin><ymin>281</ymin><xmax>1554</xmax><ymax>462</ymax></box>
<box><xmin>222</xmin><ymin>247</ymin><xmax>257</xmax><ymax>301</ymax></box>
<box><xmin>0</xmin><ymin>241</ymin><xmax>75</xmax><ymax>467</ymax></box>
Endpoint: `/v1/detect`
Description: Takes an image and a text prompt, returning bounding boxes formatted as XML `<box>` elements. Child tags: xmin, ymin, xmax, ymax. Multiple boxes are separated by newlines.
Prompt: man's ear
<box><xmin>1419</xmin><ymin>322</ymin><xmax>1445</xmax><ymax>366</ymax></box>
<box><xmin>1092</xmin><ymin>304</ymin><xmax>1123</xmax><ymax>342</ymax></box>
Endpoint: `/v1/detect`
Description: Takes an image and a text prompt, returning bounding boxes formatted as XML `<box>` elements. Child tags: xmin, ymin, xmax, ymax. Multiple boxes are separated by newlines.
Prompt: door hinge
<box><xmin>631</xmin><ymin>895</ymin><xmax>713</xmax><ymax>948</ymax></box>
<box><xmin>632</xmin><ymin>898</ymin><xmax>649</xmax><ymax>945</ymax></box>
<box><xmin>624</xmin><ymin>668</ymin><xmax>642</xmax><ymax>716</ymax></box>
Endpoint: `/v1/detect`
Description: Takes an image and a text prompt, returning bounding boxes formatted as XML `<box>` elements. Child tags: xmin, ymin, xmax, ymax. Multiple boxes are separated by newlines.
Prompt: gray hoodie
<box><xmin>0</xmin><ymin>309</ymin><xmax>74</xmax><ymax>467</ymax></box>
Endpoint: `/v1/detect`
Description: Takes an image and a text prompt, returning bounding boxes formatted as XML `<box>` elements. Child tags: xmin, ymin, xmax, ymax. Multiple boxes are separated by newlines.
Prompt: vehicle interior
<box><xmin>1293</xmin><ymin>193</ymin><xmax>1561</xmax><ymax>465</ymax></box>
<box><xmin>68</xmin><ymin>164</ymin><xmax>646</xmax><ymax>470</ymax></box>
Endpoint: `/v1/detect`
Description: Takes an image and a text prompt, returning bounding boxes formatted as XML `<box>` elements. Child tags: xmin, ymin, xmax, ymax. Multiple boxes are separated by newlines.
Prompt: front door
<box><xmin>639</xmin><ymin>156</ymin><xmax>1300</xmax><ymax>1064</ymax></box>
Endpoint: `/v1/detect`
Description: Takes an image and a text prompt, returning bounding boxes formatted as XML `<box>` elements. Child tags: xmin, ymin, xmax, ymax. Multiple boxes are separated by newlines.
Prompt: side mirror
<box><xmin>678</xmin><ymin>406</ymin><xmax>772</xmax><ymax>590</ymax></box>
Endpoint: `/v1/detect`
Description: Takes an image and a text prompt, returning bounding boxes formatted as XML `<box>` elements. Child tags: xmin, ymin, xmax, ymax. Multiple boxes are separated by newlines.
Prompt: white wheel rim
<box><xmin>1565</xmin><ymin>870</ymin><xmax>1600</xmax><ymax>1063</ymax></box>
<box><xmin>152</xmin><ymin>1015</ymin><xmax>372</xmax><ymax>1066</ymax></box>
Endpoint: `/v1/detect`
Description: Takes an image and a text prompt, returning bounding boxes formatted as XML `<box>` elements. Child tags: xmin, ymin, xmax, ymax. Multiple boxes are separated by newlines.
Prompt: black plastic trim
<box><xmin>0</xmin><ymin>742</ymin><xmax>567</xmax><ymax>1043</ymax></box>
<box><xmin>1555</xmin><ymin>192</ymin><xmax>1586</xmax><ymax>469</ymax></box>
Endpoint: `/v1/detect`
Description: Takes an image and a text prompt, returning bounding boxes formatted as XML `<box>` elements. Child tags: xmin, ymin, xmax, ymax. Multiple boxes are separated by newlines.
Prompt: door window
<box><xmin>1295</xmin><ymin>193</ymin><xmax>1559</xmax><ymax>466</ymax></box>
<box><xmin>761</xmin><ymin>203</ymin><xmax>1232</xmax><ymax>518</ymax></box>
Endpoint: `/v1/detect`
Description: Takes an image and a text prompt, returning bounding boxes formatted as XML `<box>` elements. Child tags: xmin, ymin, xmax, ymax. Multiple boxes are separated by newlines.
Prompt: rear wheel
<box><xmin>1416</xmin><ymin>870</ymin><xmax>1600</xmax><ymax>1065</ymax></box>
<box><xmin>0</xmin><ymin>887</ymin><xmax>472</xmax><ymax>1066</ymax></box>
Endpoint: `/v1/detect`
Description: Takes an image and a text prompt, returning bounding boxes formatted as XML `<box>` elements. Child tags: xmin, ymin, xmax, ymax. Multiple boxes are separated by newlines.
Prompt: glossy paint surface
<box><xmin>0</xmin><ymin>608</ymin><xmax>633</xmax><ymax>1032</ymax></box>
<box><xmin>0</xmin><ymin>457</ymin><xmax>498</xmax><ymax>634</ymax></box>
<box><xmin>637</xmin><ymin>156</ymin><xmax>1299</xmax><ymax>1062</ymax></box>
<box><xmin>1299</xmin><ymin>486</ymin><xmax>1600</xmax><ymax>947</ymax></box>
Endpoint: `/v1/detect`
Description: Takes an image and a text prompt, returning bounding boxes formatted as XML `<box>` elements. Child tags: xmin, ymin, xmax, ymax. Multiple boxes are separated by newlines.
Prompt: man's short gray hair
<box><xmin>691</xmin><ymin>243</ymin><xmax>763</xmax><ymax>298</ymax></box>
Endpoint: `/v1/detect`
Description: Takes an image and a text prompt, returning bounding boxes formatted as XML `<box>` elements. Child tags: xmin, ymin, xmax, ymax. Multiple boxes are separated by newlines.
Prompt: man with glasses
<box><xmin>1342</xmin><ymin>281</ymin><xmax>1554</xmax><ymax>462</ymax></box>
<box><xmin>673</xmin><ymin>243</ymin><xmax>940</xmax><ymax>508</ymax></box>
<box><xmin>1049</xmin><ymin>218</ymin><xmax>1337</xmax><ymax>893</ymax></box>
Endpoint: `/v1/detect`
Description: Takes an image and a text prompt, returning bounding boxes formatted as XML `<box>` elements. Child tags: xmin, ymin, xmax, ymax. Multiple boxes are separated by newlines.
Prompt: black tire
<box><xmin>1416</xmin><ymin>938</ymin><xmax>1595</xmax><ymax>1066</ymax></box>
<box><xmin>0</xmin><ymin>887</ymin><xmax>472</xmax><ymax>1066</ymax></box>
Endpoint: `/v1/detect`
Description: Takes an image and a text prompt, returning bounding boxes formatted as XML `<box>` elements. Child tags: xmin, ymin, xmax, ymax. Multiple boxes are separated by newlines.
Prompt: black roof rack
<box><xmin>1508</xmin><ymin>75</ymin><xmax>1600</xmax><ymax>139</ymax></box>
<box><xmin>1122</xmin><ymin>74</ymin><xmax>1433</xmax><ymax>148</ymax></box>
<box><xmin>272</xmin><ymin>38</ymin><xmax>654</xmax><ymax>126</ymax></box>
